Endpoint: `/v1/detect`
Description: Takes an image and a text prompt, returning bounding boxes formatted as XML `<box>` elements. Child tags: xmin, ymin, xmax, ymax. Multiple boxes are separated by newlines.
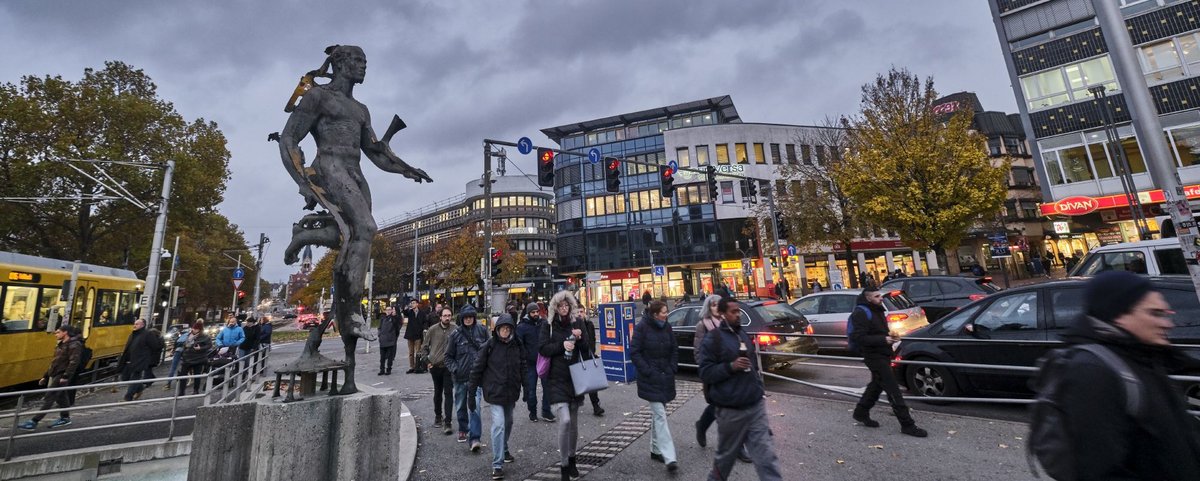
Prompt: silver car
<box><xmin>790</xmin><ymin>289</ymin><xmax>929</xmax><ymax>351</ymax></box>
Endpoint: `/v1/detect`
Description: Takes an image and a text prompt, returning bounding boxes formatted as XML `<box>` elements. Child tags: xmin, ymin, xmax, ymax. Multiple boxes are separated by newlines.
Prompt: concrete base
<box><xmin>188</xmin><ymin>385</ymin><xmax>405</xmax><ymax>481</ymax></box>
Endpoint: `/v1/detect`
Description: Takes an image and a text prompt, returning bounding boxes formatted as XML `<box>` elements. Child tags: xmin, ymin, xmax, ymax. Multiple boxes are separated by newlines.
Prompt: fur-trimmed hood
<box><xmin>548</xmin><ymin>290</ymin><xmax>580</xmax><ymax>325</ymax></box>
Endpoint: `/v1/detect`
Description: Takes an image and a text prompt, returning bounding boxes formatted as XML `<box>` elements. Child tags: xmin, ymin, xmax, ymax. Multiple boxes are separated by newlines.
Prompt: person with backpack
<box><xmin>1028</xmin><ymin>271</ymin><xmax>1200</xmax><ymax>480</ymax></box>
<box><xmin>469</xmin><ymin>314</ymin><xmax>524</xmax><ymax>480</ymax></box>
<box><xmin>18</xmin><ymin>324</ymin><xmax>82</xmax><ymax>430</ymax></box>
<box><xmin>692</xmin><ymin>295</ymin><xmax>749</xmax><ymax>462</ymax></box>
<box><xmin>446</xmin><ymin>306</ymin><xmax>488</xmax><ymax>450</ymax></box>
<box><xmin>848</xmin><ymin>287</ymin><xmax>928</xmax><ymax>437</ymax></box>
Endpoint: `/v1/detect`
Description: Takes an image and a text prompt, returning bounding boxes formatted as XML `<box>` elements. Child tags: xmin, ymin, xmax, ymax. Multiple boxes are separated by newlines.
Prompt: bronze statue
<box><xmin>278</xmin><ymin>45</ymin><xmax>432</xmax><ymax>394</ymax></box>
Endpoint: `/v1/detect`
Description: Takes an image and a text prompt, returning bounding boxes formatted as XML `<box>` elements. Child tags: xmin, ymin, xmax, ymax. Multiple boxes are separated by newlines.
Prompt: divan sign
<box><xmin>1053</xmin><ymin>196</ymin><xmax>1099</xmax><ymax>216</ymax></box>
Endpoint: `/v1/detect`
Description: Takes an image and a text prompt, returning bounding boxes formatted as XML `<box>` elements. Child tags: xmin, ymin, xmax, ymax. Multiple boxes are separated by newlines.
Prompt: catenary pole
<box><xmin>142</xmin><ymin>160</ymin><xmax>175</xmax><ymax>325</ymax></box>
<box><xmin>1093</xmin><ymin>0</ymin><xmax>1200</xmax><ymax>301</ymax></box>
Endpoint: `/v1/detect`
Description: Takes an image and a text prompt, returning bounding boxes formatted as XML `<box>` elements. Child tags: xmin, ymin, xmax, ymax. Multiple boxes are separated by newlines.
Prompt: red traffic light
<box><xmin>491</xmin><ymin>248</ymin><xmax>503</xmax><ymax>261</ymax></box>
<box><xmin>662</xmin><ymin>166</ymin><xmax>675</xmax><ymax>178</ymax></box>
<box><xmin>607</xmin><ymin>158</ymin><xmax>620</xmax><ymax>170</ymax></box>
<box><xmin>539</xmin><ymin>148</ymin><xmax>554</xmax><ymax>165</ymax></box>
<box><xmin>237</xmin><ymin>290</ymin><xmax>246</xmax><ymax>299</ymax></box>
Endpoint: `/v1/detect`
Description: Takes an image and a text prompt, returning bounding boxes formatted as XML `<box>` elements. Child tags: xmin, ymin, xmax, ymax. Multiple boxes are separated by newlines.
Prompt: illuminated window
<box><xmin>754</xmin><ymin>143</ymin><xmax>766</xmax><ymax>165</ymax></box>
<box><xmin>735</xmin><ymin>143</ymin><xmax>748</xmax><ymax>164</ymax></box>
<box><xmin>676</xmin><ymin>148</ymin><xmax>690</xmax><ymax>168</ymax></box>
<box><xmin>716</xmin><ymin>145</ymin><xmax>730</xmax><ymax>165</ymax></box>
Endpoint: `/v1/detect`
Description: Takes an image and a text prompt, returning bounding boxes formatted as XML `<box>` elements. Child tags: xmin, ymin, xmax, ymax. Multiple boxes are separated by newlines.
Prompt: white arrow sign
<box><xmin>232</xmin><ymin>279</ymin><xmax>243</xmax><ymax>289</ymax></box>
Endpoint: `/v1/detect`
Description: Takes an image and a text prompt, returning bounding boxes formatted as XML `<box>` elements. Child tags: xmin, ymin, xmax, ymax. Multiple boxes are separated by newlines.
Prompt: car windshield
<box><xmin>753</xmin><ymin>302</ymin><xmax>804</xmax><ymax>323</ymax></box>
<box><xmin>882</xmin><ymin>291</ymin><xmax>916</xmax><ymax>310</ymax></box>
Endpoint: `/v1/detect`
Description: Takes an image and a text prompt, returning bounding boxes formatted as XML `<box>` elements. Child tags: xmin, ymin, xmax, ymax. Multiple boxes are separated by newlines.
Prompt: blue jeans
<box><xmin>166</xmin><ymin>351</ymin><xmax>183</xmax><ymax>387</ymax></box>
<box><xmin>453</xmin><ymin>382</ymin><xmax>482</xmax><ymax>441</ymax></box>
<box><xmin>489</xmin><ymin>402</ymin><xmax>515</xmax><ymax>469</ymax></box>
<box><xmin>523</xmin><ymin>364</ymin><xmax>552</xmax><ymax>417</ymax></box>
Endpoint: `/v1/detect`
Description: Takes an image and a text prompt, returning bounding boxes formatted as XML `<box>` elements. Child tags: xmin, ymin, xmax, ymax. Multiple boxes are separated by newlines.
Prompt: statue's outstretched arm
<box><xmin>361</xmin><ymin>118</ymin><xmax>433</xmax><ymax>184</ymax></box>
<box><xmin>279</xmin><ymin>91</ymin><xmax>322</xmax><ymax>210</ymax></box>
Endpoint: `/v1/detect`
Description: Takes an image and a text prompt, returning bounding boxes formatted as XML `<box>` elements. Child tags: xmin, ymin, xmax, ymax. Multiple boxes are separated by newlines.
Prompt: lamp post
<box><xmin>1089</xmin><ymin>85</ymin><xmax>1151</xmax><ymax>240</ymax></box>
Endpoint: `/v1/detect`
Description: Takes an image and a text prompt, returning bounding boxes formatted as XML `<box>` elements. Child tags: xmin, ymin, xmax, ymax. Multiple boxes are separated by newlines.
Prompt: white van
<box><xmin>1069</xmin><ymin>238</ymin><xmax>1188</xmax><ymax>277</ymax></box>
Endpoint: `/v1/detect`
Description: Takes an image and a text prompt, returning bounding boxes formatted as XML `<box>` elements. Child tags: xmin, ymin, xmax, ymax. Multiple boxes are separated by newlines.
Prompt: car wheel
<box><xmin>905</xmin><ymin>357</ymin><xmax>958</xmax><ymax>399</ymax></box>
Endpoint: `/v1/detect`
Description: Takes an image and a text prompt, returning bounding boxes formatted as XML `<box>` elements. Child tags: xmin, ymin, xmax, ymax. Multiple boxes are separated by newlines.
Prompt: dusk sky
<box><xmin>0</xmin><ymin>0</ymin><xmax>1017</xmax><ymax>282</ymax></box>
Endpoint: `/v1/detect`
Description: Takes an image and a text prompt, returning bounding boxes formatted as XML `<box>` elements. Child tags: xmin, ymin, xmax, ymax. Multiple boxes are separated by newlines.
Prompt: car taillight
<box><xmin>886</xmin><ymin>313</ymin><xmax>909</xmax><ymax>324</ymax></box>
<box><xmin>891</xmin><ymin>355</ymin><xmax>901</xmax><ymax>368</ymax></box>
<box><xmin>968</xmin><ymin>294</ymin><xmax>987</xmax><ymax>301</ymax></box>
<box><xmin>805</xmin><ymin>325</ymin><xmax>814</xmax><ymax>335</ymax></box>
<box><xmin>755</xmin><ymin>334</ymin><xmax>781</xmax><ymax>345</ymax></box>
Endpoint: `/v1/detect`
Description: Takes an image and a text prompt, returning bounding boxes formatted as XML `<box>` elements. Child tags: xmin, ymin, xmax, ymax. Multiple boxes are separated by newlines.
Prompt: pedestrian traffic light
<box><xmin>490</xmin><ymin>248</ymin><xmax>504</xmax><ymax>278</ymax></box>
<box><xmin>605</xmin><ymin>158</ymin><xmax>621</xmax><ymax>193</ymax></box>
<box><xmin>537</xmin><ymin>148</ymin><xmax>555</xmax><ymax>187</ymax></box>
<box><xmin>658</xmin><ymin>164</ymin><xmax>676</xmax><ymax>198</ymax></box>
<box><xmin>747</xmin><ymin>180</ymin><xmax>759</xmax><ymax>203</ymax></box>
<box><xmin>705</xmin><ymin>165</ymin><xmax>718</xmax><ymax>200</ymax></box>
<box><xmin>775</xmin><ymin>211</ymin><xmax>789</xmax><ymax>240</ymax></box>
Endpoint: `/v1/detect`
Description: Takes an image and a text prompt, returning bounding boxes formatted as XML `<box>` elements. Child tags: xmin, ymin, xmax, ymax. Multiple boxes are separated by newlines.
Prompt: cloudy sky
<box><xmin>0</xmin><ymin>0</ymin><xmax>1016</xmax><ymax>282</ymax></box>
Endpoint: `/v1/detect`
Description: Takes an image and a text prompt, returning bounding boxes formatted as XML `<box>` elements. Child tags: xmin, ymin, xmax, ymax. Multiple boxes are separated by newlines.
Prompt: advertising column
<box><xmin>597</xmin><ymin>302</ymin><xmax>638</xmax><ymax>382</ymax></box>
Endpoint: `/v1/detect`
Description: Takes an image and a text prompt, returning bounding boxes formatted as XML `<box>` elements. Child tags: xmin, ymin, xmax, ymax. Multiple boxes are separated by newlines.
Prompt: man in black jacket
<box><xmin>849</xmin><ymin>288</ymin><xmax>927</xmax><ymax>437</ymax></box>
<box><xmin>377</xmin><ymin>306</ymin><xmax>402</xmax><ymax>375</ymax></box>
<box><xmin>1048</xmin><ymin>272</ymin><xmax>1200</xmax><ymax>479</ymax></box>
<box><xmin>402</xmin><ymin>301</ymin><xmax>428</xmax><ymax>373</ymax></box>
<box><xmin>698</xmin><ymin>297</ymin><xmax>781</xmax><ymax>481</ymax></box>
<box><xmin>18</xmin><ymin>325</ymin><xmax>82</xmax><ymax>430</ymax></box>
<box><xmin>470</xmin><ymin>314</ymin><xmax>525</xmax><ymax>480</ymax></box>
<box><xmin>118</xmin><ymin>319</ymin><xmax>164</xmax><ymax>402</ymax></box>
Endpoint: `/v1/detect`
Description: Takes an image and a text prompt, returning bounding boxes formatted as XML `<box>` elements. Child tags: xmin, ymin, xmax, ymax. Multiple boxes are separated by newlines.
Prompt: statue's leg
<box><xmin>319</xmin><ymin>169</ymin><xmax>377</xmax><ymax>343</ymax></box>
<box><xmin>338</xmin><ymin>336</ymin><xmax>358</xmax><ymax>395</ymax></box>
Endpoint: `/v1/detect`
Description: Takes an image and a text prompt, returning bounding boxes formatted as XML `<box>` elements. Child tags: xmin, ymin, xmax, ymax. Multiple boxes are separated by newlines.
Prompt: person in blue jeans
<box><xmin>515</xmin><ymin>302</ymin><xmax>554</xmax><ymax>422</ymax></box>
<box><xmin>446</xmin><ymin>306</ymin><xmax>488</xmax><ymax>451</ymax></box>
<box><xmin>165</xmin><ymin>328</ymin><xmax>190</xmax><ymax>390</ymax></box>
<box><xmin>469</xmin><ymin>314</ymin><xmax>524</xmax><ymax>480</ymax></box>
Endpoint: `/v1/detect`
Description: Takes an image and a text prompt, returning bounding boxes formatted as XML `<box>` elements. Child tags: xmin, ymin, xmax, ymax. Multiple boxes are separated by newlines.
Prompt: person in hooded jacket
<box><xmin>539</xmin><ymin>290</ymin><xmax>590</xmax><ymax>481</ymax></box>
<box><xmin>630</xmin><ymin>300</ymin><xmax>679</xmax><ymax>472</ymax></box>
<box><xmin>177</xmin><ymin>321</ymin><xmax>212</xmax><ymax>396</ymax></box>
<box><xmin>447</xmin><ymin>306</ymin><xmax>488</xmax><ymax>450</ymax></box>
<box><xmin>470</xmin><ymin>314</ymin><xmax>525</xmax><ymax>480</ymax></box>
<box><xmin>1049</xmin><ymin>271</ymin><xmax>1200</xmax><ymax>480</ymax></box>
<box><xmin>516</xmin><ymin>301</ymin><xmax>554</xmax><ymax>422</ymax></box>
<box><xmin>377</xmin><ymin>306</ymin><xmax>402</xmax><ymax>375</ymax></box>
<box><xmin>849</xmin><ymin>287</ymin><xmax>927</xmax><ymax>437</ymax></box>
<box><xmin>18</xmin><ymin>325</ymin><xmax>82</xmax><ymax>430</ymax></box>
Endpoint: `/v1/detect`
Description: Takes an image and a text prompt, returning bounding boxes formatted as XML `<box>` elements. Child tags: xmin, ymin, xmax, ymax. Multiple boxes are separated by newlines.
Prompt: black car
<box><xmin>879</xmin><ymin>275</ymin><xmax>1002</xmax><ymax>322</ymax></box>
<box><xmin>893</xmin><ymin>277</ymin><xmax>1200</xmax><ymax>404</ymax></box>
<box><xmin>666</xmin><ymin>299</ymin><xmax>819</xmax><ymax>370</ymax></box>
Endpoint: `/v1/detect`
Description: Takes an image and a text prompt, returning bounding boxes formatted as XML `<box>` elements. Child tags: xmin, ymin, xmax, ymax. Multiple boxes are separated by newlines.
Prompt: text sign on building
<box><xmin>715</xmin><ymin>165</ymin><xmax>746</xmax><ymax>174</ymax></box>
<box><xmin>989</xmin><ymin>234</ymin><xmax>1012</xmax><ymax>259</ymax></box>
<box><xmin>1053</xmin><ymin>196</ymin><xmax>1100</xmax><ymax>216</ymax></box>
<box><xmin>1053</xmin><ymin>221</ymin><xmax>1071</xmax><ymax>234</ymax></box>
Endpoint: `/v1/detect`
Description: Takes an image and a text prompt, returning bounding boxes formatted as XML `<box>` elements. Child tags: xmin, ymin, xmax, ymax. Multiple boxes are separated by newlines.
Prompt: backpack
<box><xmin>259</xmin><ymin>322</ymin><xmax>273</xmax><ymax>342</ymax></box>
<box><xmin>77</xmin><ymin>343</ymin><xmax>93</xmax><ymax>375</ymax></box>
<box><xmin>845</xmin><ymin>305</ymin><xmax>871</xmax><ymax>354</ymax></box>
<box><xmin>1027</xmin><ymin>344</ymin><xmax>1142</xmax><ymax>480</ymax></box>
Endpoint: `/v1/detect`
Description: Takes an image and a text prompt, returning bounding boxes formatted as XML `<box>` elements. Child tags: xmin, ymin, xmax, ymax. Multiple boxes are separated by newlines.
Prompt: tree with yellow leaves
<box><xmin>424</xmin><ymin>221</ymin><xmax>528</xmax><ymax>296</ymax></box>
<box><xmin>834</xmin><ymin>68</ymin><xmax>1008</xmax><ymax>275</ymax></box>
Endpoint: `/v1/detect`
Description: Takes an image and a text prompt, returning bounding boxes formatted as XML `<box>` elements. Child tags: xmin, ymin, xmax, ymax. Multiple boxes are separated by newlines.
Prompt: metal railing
<box><xmin>678</xmin><ymin>331</ymin><xmax>1200</xmax><ymax>415</ymax></box>
<box><xmin>0</xmin><ymin>346</ymin><xmax>271</xmax><ymax>461</ymax></box>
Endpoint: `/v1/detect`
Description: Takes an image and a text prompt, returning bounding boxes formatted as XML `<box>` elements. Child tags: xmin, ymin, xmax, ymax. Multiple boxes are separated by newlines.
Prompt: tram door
<box><xmin>72</xmin><ymin>284</ymin><xmax>96</xmax><ymax>339</ymax></box>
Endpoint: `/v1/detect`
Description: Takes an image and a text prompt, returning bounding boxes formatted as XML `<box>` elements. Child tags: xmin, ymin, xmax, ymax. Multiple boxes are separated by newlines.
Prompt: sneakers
<box><xmin>457</xmin><ymin>432</ymin><xmax>467</xmax><ymax>443</ymax></box>
<box><xmin>901</xmin><ymin>424</ymin><xmax>929</xmax><ymax>438</ymax></box>
<box><xmin>666</xmin><ymin>461</ymin><xmax>678</xmax><ymax>472</ymax></box>
<box><xmin>650</xmin><ymin>453</ymin><xmax>665</xmax><ymax>463</ymax></box>
<box><xmin>528</xmin><ymin>413</ymin><xmax>539</xmax><ymax>422</ymax></box>
<box><xmin>406</xmin><ymin>368</ymin><xmax>415</xmax><ymax>374</ymax></box>
<box><xmin>49</xmin><ymin>418</ymin><xmax>72</xmax><ymax>428</ymax></box>
<box><xmin>852</xmin><ymin>409</ymin><xmax>880</xmax><ymax>428</ymax></box>
<box><xmin>503</xmin><ymin>451</ymin><xmax>514</xmax><ymax>463</ymax></box>
<box><xmin>17</xmin><ymin>420</ymin><xmax>37</xmax><ymax>431</ymax></box>
<box><xmin>491</xmin><ymin>467</ymin><xmax>504</xmax><ymax>480</ymax></box>
<box><xmin>542</xmin><ymin>413</ymin><xmax>557</xmax><ymax>423</ymax></box>
<box><xmin>434</xmin><ymin>415</ymin><xmax>443</xmax><ymax>426</ymax></box>
<box><xmin>737</xmin><ymin>451</ymin><xmax>752</xmax><ymax>463</ymax></box>
<box><xmin>470</xmin><ymin>440</ymin><xmax>481</xmax><ymax>452</ymax></box>
<box><xmin>694</xmin><ymin>420</ymin><xmax>707</xmax><ymax>447</ymax></box>
<box><xmin>443</xmin><ymin>421</ymin><xmax>453</xmax><ymax>435</ymax></box>
<box><xmin>592</xmin><ymin>404</ymin><xmax>605</xmax><ymax>416</ymax></box>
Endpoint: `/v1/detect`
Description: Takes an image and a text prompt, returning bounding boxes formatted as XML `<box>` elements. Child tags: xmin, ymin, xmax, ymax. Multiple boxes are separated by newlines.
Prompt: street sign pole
<box><xmin>230</xmin><ymin>255</ymin><xmax>243</xmax><ymax>316</ymax></box>
<box><xmin>141</xmin><ymin>160</ymin><xmax>175</xmax><ymax>325</ymax></box>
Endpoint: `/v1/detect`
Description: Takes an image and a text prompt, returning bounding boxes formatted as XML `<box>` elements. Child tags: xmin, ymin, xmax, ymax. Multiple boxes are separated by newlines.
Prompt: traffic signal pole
<box><xmin>483</xmin><ymin>141</ymin><xmax>495</xmax><ymax>318</ymax></box>
<box><xmin>1093</xmin><ymin>0</ymin><xmax>1200</xmax><ymax>301</ymax></box>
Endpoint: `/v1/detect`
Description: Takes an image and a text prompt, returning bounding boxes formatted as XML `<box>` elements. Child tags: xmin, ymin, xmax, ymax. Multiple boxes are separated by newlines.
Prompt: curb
<box><xmin>398</xmin><ymin>402</ymin><xmax>418</xmax><ymax>481</ymax></box>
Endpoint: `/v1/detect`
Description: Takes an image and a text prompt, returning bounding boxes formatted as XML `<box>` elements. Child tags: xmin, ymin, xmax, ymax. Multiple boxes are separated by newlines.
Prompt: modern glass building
<box><xmin>989</xmin><ymin>0</ymin><xmax>1200</xmax><ymax>259</ymax></box>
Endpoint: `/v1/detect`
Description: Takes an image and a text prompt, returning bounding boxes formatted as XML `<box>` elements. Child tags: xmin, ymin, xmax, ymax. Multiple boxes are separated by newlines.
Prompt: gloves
<box><xmin>467</xmin><ymin>386</ymin><xmax>478</xmax><ymax>411</ymax></box>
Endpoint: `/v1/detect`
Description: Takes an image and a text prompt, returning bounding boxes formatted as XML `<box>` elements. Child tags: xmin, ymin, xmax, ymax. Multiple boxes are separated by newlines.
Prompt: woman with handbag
<box><xmin>630</xmin><ymin>300</ymin><xmax>679</xmax><ymax>472</ymax></box>
<box><xmin>538</xmin><ymin>290</ymin><xmax>590</xmax><ymax>481</ymax></box>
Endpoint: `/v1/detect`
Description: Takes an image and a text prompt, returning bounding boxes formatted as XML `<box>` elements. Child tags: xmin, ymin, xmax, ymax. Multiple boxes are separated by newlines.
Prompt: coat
<box><xmin>446</xmin><ymin>322</ymin><xmax>488</xmax><ymax>382</ymax></box>
<box><xmin>515</xmin><ymin>314</ymin><xmax>543</xmax><ymax>364</ymax></box>
<box><xmin>378</xmin><ymin>314</ymin><xmax>402</xmax><ymax>348</ymax></box>
<box><xmin>848</xmin><ymin>293</ymin><xmax>892</xmax><ymax>359</ymax></box>
<box><xmin>538</xmin><ymin>315</ymin><xmax>590</xmax><ymax>405</ymax></box>
<box><xmin>44</xmin><ymin>336</ymin><xmax>83</xmax><ymax>380</ymax></box>
<box><xmin>698</xmin><ymin>321</ymin><xmax>764</xmax><ymax>409</ymax></box>
<box><xmin>1054</xmin><ymin>316</ymin><xmax>1200</xmax><ymax>480</ymax></box>
<box><xmin>181</xmin><ymin>332</ymin><xmax>213</xmax><ymax>365</ymax></box>
<box><xmin>241</xmin><ymin>324</ymin><xmax>261</xmax><ymax>352</ymax></box>
<box><xmin>215</xmin><ymin>325</ymin><xmax>245</xmax><ymax>349</ymax></box>
<box><xmin>403</xmin><ymin>308</ymin><xmax>427</xmax><ymax>341</ymax></box>
<box><xmin>119</xmin><ymin>328</ymin><xmax>163</xmax><ymax>374</ymax></box>
<box><xmin>629</xmin><ymin>312</ymin><xmax>678</xmax><ymax>403</ymax></box>
<box><xmin>420</xmin><ymin>322</ymin><xmax>455</xmax><ymax>368</ymax></box>
<box><xmin>469</xmin><ymin>315</ymin><xmax>525</xmax><ymax>405</ymax></box>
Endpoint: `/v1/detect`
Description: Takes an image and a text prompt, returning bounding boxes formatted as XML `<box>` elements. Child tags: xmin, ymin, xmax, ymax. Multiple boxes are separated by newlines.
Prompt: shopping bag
<box><xmin>569</xmin><ymin>352</ymin><xmax>609</xmax><ymax>396</ymax></box>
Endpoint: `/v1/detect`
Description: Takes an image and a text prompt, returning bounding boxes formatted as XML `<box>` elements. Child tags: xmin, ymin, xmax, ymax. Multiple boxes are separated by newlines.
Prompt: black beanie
<box><xmin>1083</xmin><ymin>271</ymin><xmax>1154</xmax><ymax>324</ymax></box>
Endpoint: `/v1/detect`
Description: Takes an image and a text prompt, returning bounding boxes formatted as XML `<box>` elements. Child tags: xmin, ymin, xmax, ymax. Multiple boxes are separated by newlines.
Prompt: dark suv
<box><xmin>879</xmin><ymin>275</ymin><xmax>1002</xmax><ymax>322</ymax></box>
<box><xmin>893</xmin><ymin>277</ymin><xmax>1200</xmax><ymax>404</ymax></box>
<box><xmin>666</xmin><ymin>299</ymin><xmax>819</xmax><ymax>370</ymax></box>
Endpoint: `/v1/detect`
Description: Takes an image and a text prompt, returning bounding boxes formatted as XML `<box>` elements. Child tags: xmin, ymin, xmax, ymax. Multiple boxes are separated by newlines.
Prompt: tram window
<box><xmin>70</xmin><ymin>287</ymin><xmax>87</xmax><ymax>330</ymax></box>
<box><xmin>113</xmin><ymin>291</ymin><xmax>137</xmax><ymax>325</ymax></box>
<box><xmin>2</xmin><ymin>285</ymin><xmax>38</xmax><ymax>332</ymax></box>
<box><xmin>36</xmin><ymin>287</ymin><xmax>63</xmax><ymax>332</ymax></box>
<box><xmin>95</xmin><ymin>290</ymin><xmax>123</xmax><ymax>326</ymax></box>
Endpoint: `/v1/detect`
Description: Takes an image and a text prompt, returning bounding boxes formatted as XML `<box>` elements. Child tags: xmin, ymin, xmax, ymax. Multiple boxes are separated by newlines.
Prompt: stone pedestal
<box><xmin>188</xmin><ymin>385</ymin><xmax>404</xmax><ymax>481</ymax></box>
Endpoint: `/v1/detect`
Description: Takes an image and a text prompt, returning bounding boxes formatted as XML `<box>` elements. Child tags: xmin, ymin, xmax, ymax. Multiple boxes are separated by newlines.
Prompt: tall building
<box><xmin>988</xmin><ymin>0</ymin><xmax>1200</xmax><ymax>260</ymax></box>
<box><xmin>377</xmin><ymin>174</ymin><xmax>555</xmax><ymax>304</ymax></box>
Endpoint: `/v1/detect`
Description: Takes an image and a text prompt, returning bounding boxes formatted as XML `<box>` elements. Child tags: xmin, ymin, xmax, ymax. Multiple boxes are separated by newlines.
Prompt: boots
<box><xmin>560</xmin><ymin>466</ymin><xmax>570</xmax><ymax>481</ymax></box>
<box><xmin>567</xmin><ymin>456</ymin><xmax>580</xmax><ymax>477</ymax></box>
<box><xmin>901</xmin><ymin>423</ymin><xmax>929</xmax><ymax>437</ymax></box>
<box><xmin>852</xmin><ymin>408</ymin><xmax>880</xmax><ymax>428</ymax></box>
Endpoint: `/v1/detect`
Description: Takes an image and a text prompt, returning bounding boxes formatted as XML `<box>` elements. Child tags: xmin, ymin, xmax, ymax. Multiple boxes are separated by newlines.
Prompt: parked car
<box><xmin>892</xmin><ymin>277</ymin><xmax>1200</xmax><ymax>405</ymax></box>
<box><xmin>667</xmin><ymin>299</ymin><xmax>819</xmax><ymax>370</ymax></box>
<box><xmin>1069</xmin><ymin>237</ymin><xmax>1188</xmax><ymax>277</ymax></box>
<box><xmin>790</xmin><ymin>289</ymin><xmax>929</xmax><ymax>351</ymax></box>
<box><xmin>879</xmin><ymin>275</ymin><xmax>1001</xmax><ymax>322</ymax></box>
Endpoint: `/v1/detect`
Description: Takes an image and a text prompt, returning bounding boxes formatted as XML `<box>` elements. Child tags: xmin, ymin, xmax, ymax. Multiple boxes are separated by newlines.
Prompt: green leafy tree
<box><xmin>292</xmin><ymin>250</ymin><xmax>334</xmax><ymax>309</ymax></box>
<box><xmin>371</xmin><ymin>233</ymin><xmax>414</xmax><ymax>296</ymax></box>
<box><xmin>834</xmin><ymin>68</ymin><xmax>1009</xmax><ymax>274</ymax></box>
<box><xmin>425</xmin><ymin>221</ymin><xmax>528</xmax><ymax>295</ymax></box>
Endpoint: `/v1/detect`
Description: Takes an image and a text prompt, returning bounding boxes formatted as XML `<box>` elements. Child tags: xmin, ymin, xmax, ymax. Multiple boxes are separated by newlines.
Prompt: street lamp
<box><xmin>1089</xmin><ymin>86</ymin><xmax>1151</xmax><ymax>240</ymax></box>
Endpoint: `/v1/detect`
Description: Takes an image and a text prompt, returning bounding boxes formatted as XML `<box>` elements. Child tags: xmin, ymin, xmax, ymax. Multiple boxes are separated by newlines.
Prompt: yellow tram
<box><xmin>0</xmin><ymin>251</ymin><xmax>144</xmax><ymax>390</ymax></box>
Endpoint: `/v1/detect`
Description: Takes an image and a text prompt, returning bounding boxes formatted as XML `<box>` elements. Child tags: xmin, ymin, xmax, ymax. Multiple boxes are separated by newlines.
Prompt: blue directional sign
<box><xmin>668</xmin><ymin>160</ymin><xmax>678</xmax><ymax>171</ymax></box>
<box><xmin>653</xmin><ymin>265</ymin><xmax>665</xmax><ymax>277</ymax></box>
<box><xmin>232</xmin><ymin>268</ymin><xmax>245</xmax><ymax>280</ymax></box>
<box><xmin>517</xmin><ymin>137</ymin><xmax>533</xmax><ymax>155</ymax></box>
<box><xmin>787</xmin><ymin>245</ymin><xmax>797</xmax><ymax>256</ymax></box>
<box><xmin>588</xmin><ymin>148</ymin><xmax>601</xmax><ymax>164</ymax></box>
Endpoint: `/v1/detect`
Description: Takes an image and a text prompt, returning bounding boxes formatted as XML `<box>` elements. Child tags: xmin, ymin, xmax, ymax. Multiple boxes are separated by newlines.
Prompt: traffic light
<box><xmin>747</xmin><ymin>180</ymin><xmax>758</xmax><ymax>203</ymax></box>
<box><xmin>237</xmin><ymin>290</ymin><xmax>246</xmax><ymax>299</ymax></box>
<box><xmin>705</xmin><ymin>165</ymin><xmax>718</xmax><ymax>200</ymax></box>
<box><xmin>537</xmin><ymin>148</ymin><xmax>555</xmax><ymax>187</ymax></box>
<box><xmin>658</xmin><ymin>164</ymin><xmax>676</xmax><ymax>198</ymax></box>
<box><xmin>774</xmin><ymin>211</ymin><xmax>790</xmax><ymax>240</ymax></box>
<box><xmin>605</xmin><ymin>158</ymin><xmax>621</xmax><ymax>193</ymax></box>
<box><xmin>490</xmin><ymin>248</ymin><xmax>504</xmax><ymax>278</ymax></box>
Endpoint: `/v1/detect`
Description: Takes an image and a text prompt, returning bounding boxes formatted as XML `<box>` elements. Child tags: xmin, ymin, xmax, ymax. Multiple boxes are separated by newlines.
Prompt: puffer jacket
<box><xmin>446</xmin><ymin>321</ymin><xmax>489</xmax><ymax>382</ymax></box>
<box><xmin>538</xmin><ymin>291</ymin><xmax>589</xmax><ymax>405</ymax></box>
<box><xmin>847</xmin><ymin>292</ymin><xmax>891</xmax><ymax>359</ymax></box>
<box><xmin>1052</xmin><ymin>315</ymin><xmax>1200</xmax><ymax>480</ymax></box>
<box><xmin>44</xmin><ymin>335</ymin><xmax>83</xmax><ymax>380</ymax></box>
<box><xmin>629</xmin><ymin>310</ymin><xmax>678</xmax><ymax>403</ymax></box>
<box><xmin>181</xmin><ymin>332</ymin><xmax>213</xmax><ymax>365</ymax></box>
<box><xmin>516</xmin><ymin>313</ymin><xmax>543</xmax><ymax>364</ymax></box>
<box><xmin>470</xmin><ymin>315</ymin><xmax>525</xmax><ymax>405</ymax></box>
<box><xmin>698</xmin><ymin>320</ymin><xmax>764</xmax><ymax>409</ymax></box>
